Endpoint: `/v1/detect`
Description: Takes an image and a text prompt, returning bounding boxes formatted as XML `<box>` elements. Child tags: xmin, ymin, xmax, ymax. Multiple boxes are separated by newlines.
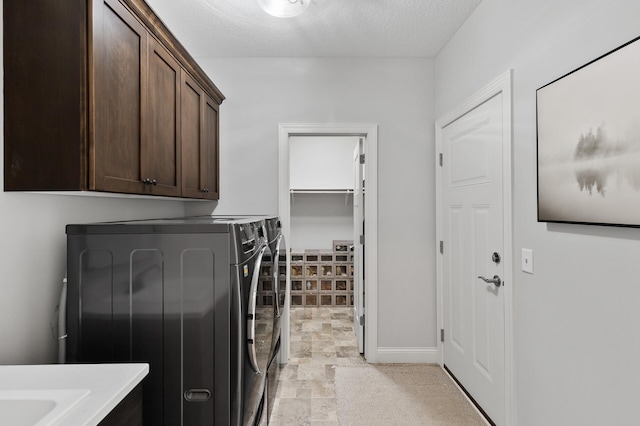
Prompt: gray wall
<box><xmin>187</xmin><ymin>58</ymin><xmax>437</xmax><ymax>350</ymax></box>
<box><xmin>0</xmin><ymin>193</ymin><xmax>187</xmax><ymax>364</ymax></box>
<box><xmin>0</xmin><ymin>20</ymin><xmax>435</xmax><ymax>363</ymax></box>
<box><xmin>435</xmin><ymin>0</ymin><xmax>640</xmax><ymax>423</ymax></box>
<box><xmin>290</xmin><ymin>194</ymin><xmax>355</xmax><ymax>251</ymax></box>
<box><xmin>0</xmin><ymin>0</ymin><xmax>195</xmax><ymax>364</ymax></box>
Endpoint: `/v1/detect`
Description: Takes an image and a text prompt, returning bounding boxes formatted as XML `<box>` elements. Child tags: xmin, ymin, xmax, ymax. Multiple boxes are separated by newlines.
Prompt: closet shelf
<box><xmin>289</xmin><ymin>189</ymin><xmax>354</xmax><ymax>205</ymax></box>
<box><xmin>289</xmin><ymin>189</ymin><xmax>354</xmax><ymax>194</ymax></box>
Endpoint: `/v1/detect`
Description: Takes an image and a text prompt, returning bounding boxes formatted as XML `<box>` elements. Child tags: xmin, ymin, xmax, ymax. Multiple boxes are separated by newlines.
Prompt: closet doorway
<box><xmin>278</xmin><ymin>123</ymin><xmax>378</xmax><ymax>363</ymax></box>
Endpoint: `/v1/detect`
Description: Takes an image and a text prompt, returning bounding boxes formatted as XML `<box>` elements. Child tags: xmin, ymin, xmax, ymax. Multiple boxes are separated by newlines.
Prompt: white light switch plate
<box><xmin>522</xmin><ymin>248</ymin><xmax>533</xmax><ymax>274</ymax></box>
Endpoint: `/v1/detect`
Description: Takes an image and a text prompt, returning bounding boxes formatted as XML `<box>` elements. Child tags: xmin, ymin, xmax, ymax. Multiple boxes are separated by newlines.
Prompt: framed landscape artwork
<box><xmin>537</xmin><ymin>35</ymin><xmax>640</xmax><ymax>227</ymax></box>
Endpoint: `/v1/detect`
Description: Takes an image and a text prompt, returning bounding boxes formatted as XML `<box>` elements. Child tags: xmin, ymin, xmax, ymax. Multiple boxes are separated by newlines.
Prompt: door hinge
<box><xmin>359</xmin><ymin>154</ymin><xmax>365</xmax><ymax>164</ymax></box>
<box><xmin>360</xmin><ymin>234</ymin><xmax>365</xmax><ymax>245</ymax></box>
<box><xmin>359</xmin><ymin>314</ymin><xmax>365</xmax><ymax>326</ymax></box>
<box><xmin>439</xmin><ymin>240</ymin><xmax>444</xmax><ymax>254</ymax></box>
<box><xmin>440</xmin><ymin>329</ymin><xmax>445</xmax><ymax>342</ymax></box>
<box><xmin>439</xmin><ymin>153</ymin><xmax>443</xmax><ymax>167</ymax></box>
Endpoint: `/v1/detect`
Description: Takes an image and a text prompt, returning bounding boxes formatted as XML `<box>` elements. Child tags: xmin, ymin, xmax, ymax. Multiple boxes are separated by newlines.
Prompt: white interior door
<box><xmin>442</xmin><ymin>93</ymin><xmax>505</xmax><ymax>425</ymax></box>
<box><xmin>353</xmin><ymin>138</ymin><xmax>365</xmax><ymax>353</ymax></box>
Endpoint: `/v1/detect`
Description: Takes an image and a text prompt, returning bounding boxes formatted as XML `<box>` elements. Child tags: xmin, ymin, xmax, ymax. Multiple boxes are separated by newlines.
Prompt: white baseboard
<box><xmin>371</xmin><ymin>347</ymin><xmax>438</xmax><ymax>364</ymax></box>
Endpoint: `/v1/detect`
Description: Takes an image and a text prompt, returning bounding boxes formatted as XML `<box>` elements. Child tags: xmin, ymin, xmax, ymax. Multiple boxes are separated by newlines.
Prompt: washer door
<box><xmin>247</xmin><ymin>245</ymin><xmax>274</xmax><ymax>374</ymax></box>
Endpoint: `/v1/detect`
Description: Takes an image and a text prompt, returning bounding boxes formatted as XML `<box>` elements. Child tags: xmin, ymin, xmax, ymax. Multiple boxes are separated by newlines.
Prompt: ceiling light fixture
<box><xmin>258</xmin><ymin>0</ymin><xmax>310</xmax><ymax>18</ymax></box>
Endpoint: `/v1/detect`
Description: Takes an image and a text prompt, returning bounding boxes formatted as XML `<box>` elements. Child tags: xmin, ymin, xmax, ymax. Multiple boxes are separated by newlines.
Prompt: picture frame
<box><xmin>536</xmin><ymin>35</ymin><xmax>640</xmax><ymax>227</ymax></box>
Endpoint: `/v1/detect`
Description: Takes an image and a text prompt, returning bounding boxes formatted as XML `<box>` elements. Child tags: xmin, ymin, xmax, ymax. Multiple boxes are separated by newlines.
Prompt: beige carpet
<box><xmin>335</xmin><ymin>364</ymin><xmax>487</xmax><ymax>426</ymax></box>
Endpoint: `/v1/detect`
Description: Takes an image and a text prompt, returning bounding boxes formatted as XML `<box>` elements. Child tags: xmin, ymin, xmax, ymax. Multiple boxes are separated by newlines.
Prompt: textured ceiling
<box><xmin>144</xmin><ymin>0</ymin><xmax>482</xmax><ymax>58</ymax></box>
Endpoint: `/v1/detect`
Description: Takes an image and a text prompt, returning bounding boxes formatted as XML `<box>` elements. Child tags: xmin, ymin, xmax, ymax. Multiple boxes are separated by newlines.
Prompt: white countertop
<box><xmin>0</xmin><ymin>363</ymin><xmax>148</xmax><ymax>426</ymax></box>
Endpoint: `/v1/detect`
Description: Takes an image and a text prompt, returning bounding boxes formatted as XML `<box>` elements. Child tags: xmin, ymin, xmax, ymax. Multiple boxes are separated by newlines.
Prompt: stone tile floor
<box><xmin>269</xmin><ymin>307</ymin><xmax>365</xmax><ymax>425</ymax></box>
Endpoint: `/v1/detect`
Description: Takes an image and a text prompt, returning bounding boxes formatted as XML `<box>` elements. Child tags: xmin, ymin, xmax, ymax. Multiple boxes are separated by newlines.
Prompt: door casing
<box><xmin>435</xmin><ymin>70</ymin><xmax>515</xmax><ymax>425</ymax></box>
<box><xmin>278</xmin><ymin>123</ymin><xmax>379</xmax><ymax>363</ymax></box>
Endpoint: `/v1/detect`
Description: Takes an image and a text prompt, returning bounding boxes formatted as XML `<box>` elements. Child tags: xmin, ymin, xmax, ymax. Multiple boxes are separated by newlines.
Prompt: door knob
<box><xmin>478</xmin><ymin>275</ymin><xmax>502</xmax><ymax>287</ymax></box>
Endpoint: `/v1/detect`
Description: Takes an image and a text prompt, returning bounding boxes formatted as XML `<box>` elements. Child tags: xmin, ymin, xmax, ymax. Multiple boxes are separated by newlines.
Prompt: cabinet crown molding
<box><xmin>120</xmin><ymin>0</ymin><xmax>225</xmax><ymax>104</ymax></box>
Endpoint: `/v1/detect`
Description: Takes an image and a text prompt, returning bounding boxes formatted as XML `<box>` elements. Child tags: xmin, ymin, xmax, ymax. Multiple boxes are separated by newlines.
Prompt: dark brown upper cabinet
<box><xmin>144</xmin><ymin>37</ymin><xmax>182</xmax><ymax>197</ymax></box>
<box><xmin>181</xmin><ymin>73</ymin><xmax>220</xmax><ymax>200</ymax></box>
<box><xmin>202</xmin><ymin>95</ymin><xmax>220</xmax><ymax>200</ymax></box>
<box><xmin>4</xmin><ymin>0</ymin><xmax>224</xmax><ymax>199</ymax></box>
<box><xmin>93</xmin><ymin>0</ymin><xmax>149</xmax><ymax>195</ymax></box>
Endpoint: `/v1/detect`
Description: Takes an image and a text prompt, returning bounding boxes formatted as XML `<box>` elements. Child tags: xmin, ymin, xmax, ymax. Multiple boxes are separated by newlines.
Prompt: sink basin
<box><xmin>0</xmin><ymin>364</ymin><xmax>147</xmax><ymax>425</ymax></box>
<box><xmin>0</xmin><ymin>389</ymin><xmax>90</xmax><ymax>426</ymax></box>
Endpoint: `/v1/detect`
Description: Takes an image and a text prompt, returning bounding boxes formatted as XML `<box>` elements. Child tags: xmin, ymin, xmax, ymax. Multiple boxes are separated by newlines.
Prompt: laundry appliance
<box><xmin>65</xmin><ymin>216</ymin><xmax>275</xmax><ymax>426</ymax></box>
<box><xmin>262</xmin><ymin>216</ymin><xmax>287</xmax><ymax>421</ymax></box>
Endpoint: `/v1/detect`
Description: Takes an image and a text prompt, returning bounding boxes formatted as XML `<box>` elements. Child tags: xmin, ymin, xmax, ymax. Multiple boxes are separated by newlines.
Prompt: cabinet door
<box><xmin>145</xmin><ymin>37</ymin><xmax>181</xmax><ymax>197</ymax></box>
<box><xmin>4</xmin><ymin>0</ymin><xmax>87</xmax><ymax>191</ymax></box>
<box><xmin>92</xmin><ymin>0</ymin><xmax>148</xmax><ymax>194</ymax></box>
<box><xmin>181</xmin><ymin>73</ymin><xmax>220</xmax><ymax>200</ymax></box>
<box><xmin>202</xmin><ymin>95</ymin><xmax>220</xmax><ymax>200</ymax></box>
<box><xmin>181</xmin><ymin>73</ymin><xmax>206</xmax><ymax>198</ymax></box>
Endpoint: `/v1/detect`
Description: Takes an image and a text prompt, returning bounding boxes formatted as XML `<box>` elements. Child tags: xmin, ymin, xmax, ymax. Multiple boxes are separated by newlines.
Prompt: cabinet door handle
<box><xmin>151</xmin><ymin>179</ymin><xmax>157</xmax><ymax>186</ymax></box>
<box><xmin>142</xmin><ymin>178</ymin><xmax>150</xmax><ymax>185</ymax></box>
